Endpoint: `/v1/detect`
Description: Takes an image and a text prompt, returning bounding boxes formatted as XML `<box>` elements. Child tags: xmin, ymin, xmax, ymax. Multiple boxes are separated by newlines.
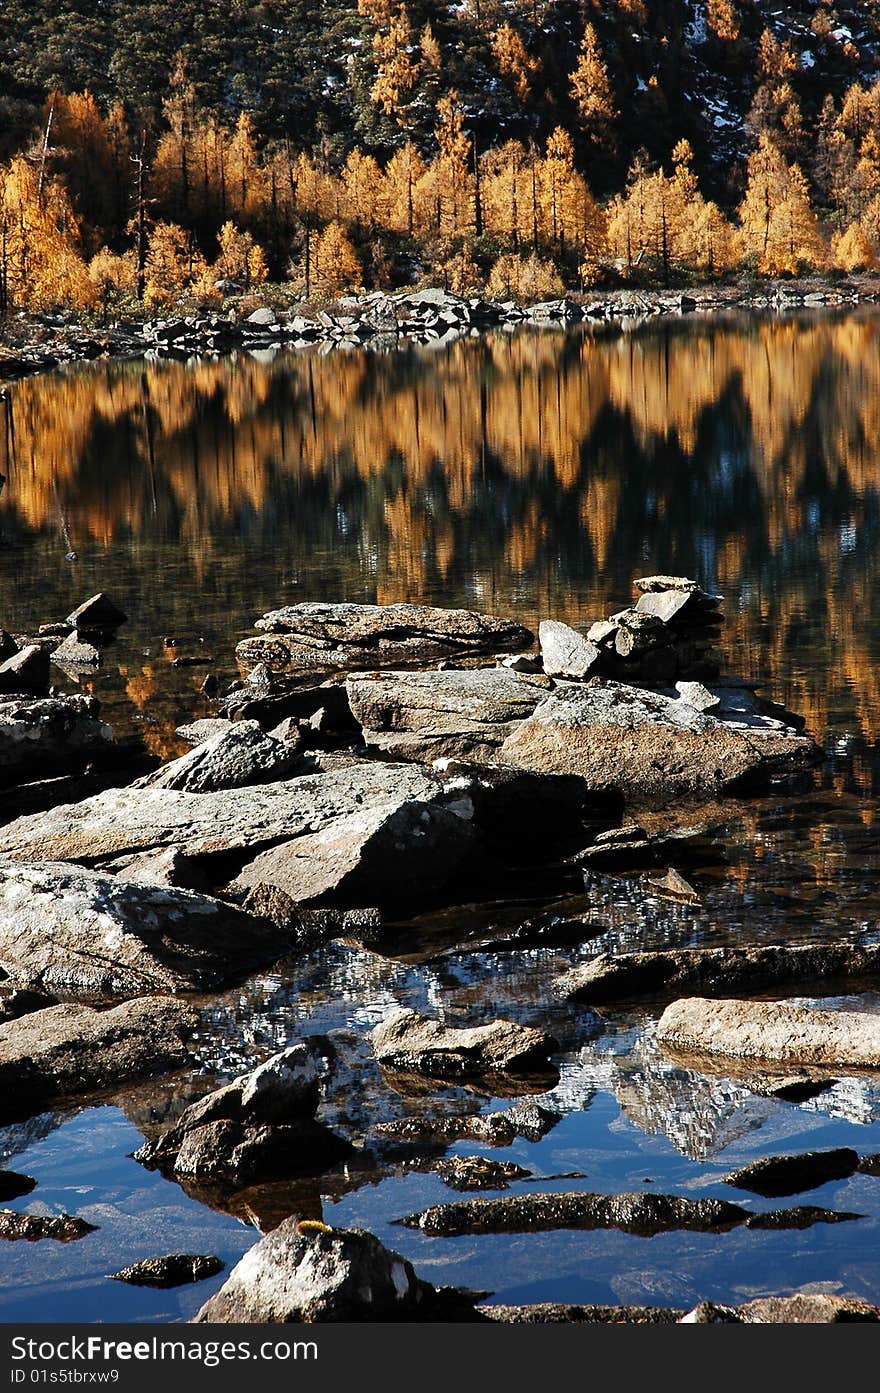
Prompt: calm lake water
<box><xmin>3</xmin><ymin>312</ymin><xmax>880</xmax><ymax>1320</ymax></box>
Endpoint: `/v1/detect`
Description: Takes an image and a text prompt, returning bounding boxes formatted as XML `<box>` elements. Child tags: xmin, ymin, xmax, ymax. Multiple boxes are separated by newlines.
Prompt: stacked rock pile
<box><xmin>540</xmin><ymin>575</ymin><xmax>723</xmax><ymax>686</ymax></box>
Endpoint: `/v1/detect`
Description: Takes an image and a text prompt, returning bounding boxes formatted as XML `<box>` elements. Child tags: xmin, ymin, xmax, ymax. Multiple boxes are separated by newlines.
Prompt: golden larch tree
<box><xmin>570</xmin><ymin>23</ymin><xmax>617</xmax><ymax>153</ymax></box>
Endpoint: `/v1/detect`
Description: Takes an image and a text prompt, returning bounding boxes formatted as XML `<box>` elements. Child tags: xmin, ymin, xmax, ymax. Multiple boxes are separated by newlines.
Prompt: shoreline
<box><xmin>2</xmin><ymin>274</ymin><xmax>880</xmax><ymax>387</ymax></box>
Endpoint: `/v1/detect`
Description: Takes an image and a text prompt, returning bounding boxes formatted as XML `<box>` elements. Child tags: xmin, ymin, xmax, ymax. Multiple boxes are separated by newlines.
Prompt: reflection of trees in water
<box><xmin>3</xmin><ymin>316</ymin><xmax>880</xmax><ymax>754</ymax></box>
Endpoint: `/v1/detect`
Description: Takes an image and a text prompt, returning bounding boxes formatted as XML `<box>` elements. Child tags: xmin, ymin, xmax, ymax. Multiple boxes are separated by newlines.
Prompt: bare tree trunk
<box><xmin>36</xmin><ymin>96</ymin><xmax>56</xmax><ymax>208</ymax></box>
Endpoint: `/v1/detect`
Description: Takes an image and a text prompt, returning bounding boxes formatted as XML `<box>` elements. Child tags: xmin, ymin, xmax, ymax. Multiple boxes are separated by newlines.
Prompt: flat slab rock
<box><xmin>538</xmin><ymin>620</ymin><xmax>600</xmax><ymax>680</ymax></box>
<box><xmin>657</xmin><ymin>997</ymin><xmax>880</xmax><ymax>1068</ymax></box>
<box><xmin>237</xmin><ymin>602</ymin><xmax>532</xmax><ymax>675</ymax></box>
<box><xmin>137</xmin><ymin>721</ymin><xmax>301</xmax><ymax>792</ymax></box>
<box><xmin>371</xmin><ymin>1008</ymin><xmax>556</xmax><ymax>1078</ymax></box>
<box><xmin>0</xmin><ymin>694</ymin><xmax>113</xmax><ymax>780</ymax></box>
<box><xmin>0</xmin><ymin>764</ymin><xmax>474</xmax><ymax>905</ymax></box>
<box><xmin>0</xmin><ymin>1210</ymin><xmax>96</xmax><ymax>1242</ymax></box>
<box><xmin>499</xmin><ymin>680</ymin><xmax>819</xmax><ymax>803</ymax></box>
<box><xmin>0</xmin><ymin>996</ymin><xmax>198</xmax><ymax>1120</ymax></box>
<box><xmin>401</xmin><ymin>1191</ymin><xmax>751</xmax><ymax>1237</ymax></box>
<box><xmin>723</xmin><ymin>1148</ymin><xmax>860</xmax><ymax>1197</ymax></box>
<box><xmin>0</xmin><ymin>861</ymin><xmax>289</xmax><ymax>998</ymax></box>
<box><xmin>555</xmin><ymin>943</ymin><xmax>880</xmax><ymax>1005</ymax></box>
<box><xmin>194</xmin><ymin>1218</ymin><xmax>475</xmax><ymax>1322</ymax></box>
<box><xmin>111</xmin><ymin>1254</ymin><xmax>224</xmax><ymax>1287</ymax></box>
<box><xmin>347</xmin><ymin>667</ymin><xmax>550</xmax><ymax>763</ymax></box>
<box><xmin>134</xmin><ymin>1045</ymin><xmax>352</xmax><ymax>1184</ymax></box>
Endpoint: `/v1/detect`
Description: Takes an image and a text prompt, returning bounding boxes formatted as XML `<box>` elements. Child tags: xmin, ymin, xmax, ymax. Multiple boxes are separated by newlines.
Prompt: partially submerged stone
<box><xmin>0</xmin><ymin>1170</ymin><xmax>36</xmax><ymax>1202</ymax></box>
<box><xmin>723</xmin><ymin>1148</ymin><xmax>860</xmax><ymax>1197</ymax></box>
<box><xmin>134</xmin><ymin>1045</ymin><xmax>352</xmax><ymax>1184</ymax></box>
<box><xmin>0</xmin><ymin>693</ymin><xmax>113</xmax><ymax>782</ymax></box>
<box><xmin>0</xmin><ymin>644</ymin><xmax>50</xmax><ymax>695</ymax></box>
<box><xmin>51</xmin><ymin>634</ymin><xmax>101</xmax><ymax>668</ymax></box>
<box><xmin>137</xmin><ymin>720</ymin><xmax>301</xmax><ymax>792</ymax></box>
<box><xmin>745</xmin><ymin>1206</ymin><xmax>862</xmax><ymax>1229</ymax></box>
<box><xmin>0</xmin><ymin>996</ymin><xmax>198</xmax><ymax>1120</ymax></box>
<box><xmin>66</xmin><ymin>593</ymin><xmax>127</xmax><ymax>631</ymax></box>
<box><xmin>374</xmin><ymin>1101</ymin><xmax>561</xmax><ymax>1150</ymax></box>
<box><xmin>371</xmin><ymin>1008</ymin><xmax>556</xmax><ymax>1078</ymax></box>
<box><xmin>657</xmin><ymin>997</ymin><xmax>880</xmax><ymax>1069</ymax></box>
<box><xmin>401</xmin><ymin>1190</ymin><xmax>750</xmax><ymax>1237</ymax></box>
<box><xmin>554</xmin><ymin>943</ymin><xmax>880</xmax><ymax>1005</ymax></box>
<box><xmin>0</xmin><ymin>861</ymin><xmax>289</xmax><ymax>998</ymax></box>
<box><xmin>500</xmin><ymin>680</ymin><xmax>820</xmax><ymax>803</ymax></box>
<box><xmin>111</xmin><ymin>1254</ymin><xmax>224</xmax><ymax>1288</ymax></box>
<box><xmin>434</xmin><ymin>1157</ymin><xmax>532</xmax><ymax>1191</ymax></box>
<box><xmin>194</xmin><ymin>1218</ymin><xmax>475</xmax><ymax>1322</ymax></box>
<box><xmin>0</xmin><ymin>1210</ymin><xmax>96</xmax><ymax>1242</ymax></box>
<box><xmin>237</xmin><ymin>602</ymin><xmax>532</xmax><ymax>675</ymax></box>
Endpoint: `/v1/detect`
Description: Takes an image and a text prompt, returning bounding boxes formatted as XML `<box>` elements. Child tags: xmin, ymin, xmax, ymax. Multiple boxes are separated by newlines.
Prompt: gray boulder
<box><xmin>657</xmin><ymin>997</ymin><xmax>880</xmax><ymax>1068</ymax></box>
<box><xmin>194</xmin><ymin>1218</ymin><xmax>474</xmax><ymax>1322</ymax></box>
<box><xmin>347</xmin><ymin>667</ymin><xmax>548</xmax><ymax>763</ymax></box>
<box><xmin>0</xmin><ymin>861</ymin><xmax>288</xmax><ymax>998</ymax></box>
<box><xmin>0</xmin><ymin>645</ymin><xmax>50</xmax><ymax>696</ymax></box>
<box><xmin>371</xmin><ymin>1007</ymin><xmax>555</xmax><ymax>1078</ymax></box>
<box><xmin>0</xmin><ymin>996</ymin><xmax>198</xmax><ymax>1120</ymax></box>
<box><xmin>538</xmin><ymin>621</ymin><xmax>600</xmax><ymax>680</ymax></box>
<box><xmin>499</xmin><ymin>679</ymin><xmax>820</xmax><ymax>803</ymax></box>
<box><xmin>237</xmin><ymin>602</ymin><xmax>532</xmax><ymax>675</ymax></box>
<box><xmin>52</xmin><ymin>634</ymin><xmax>101</xmax><ymax>668</ymax></box>
<box><xmin>137</xmin><ymin>720</ymin><xmax>301</xmax><ymax>792</ymax></box>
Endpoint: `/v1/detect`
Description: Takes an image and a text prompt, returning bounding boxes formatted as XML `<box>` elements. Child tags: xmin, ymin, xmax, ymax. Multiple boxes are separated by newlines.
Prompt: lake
<box><xmin>2</xmin><ymin>311</ymin><xmax>880</xmax><ymax>1320</ymax></box>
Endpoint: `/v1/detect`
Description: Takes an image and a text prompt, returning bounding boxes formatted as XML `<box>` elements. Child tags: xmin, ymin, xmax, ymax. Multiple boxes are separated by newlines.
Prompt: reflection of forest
<box><xmin>3</xmin><ymin>316</ymin><xmax>880</xmax><ymax>760</ymax></box>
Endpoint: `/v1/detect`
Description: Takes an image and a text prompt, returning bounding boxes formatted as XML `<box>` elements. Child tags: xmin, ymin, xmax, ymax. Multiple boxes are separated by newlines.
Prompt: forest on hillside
<box><xmin>4</xmin><ymin>0</ymin><xmax>880</xmax><ymax>311</ymax></box>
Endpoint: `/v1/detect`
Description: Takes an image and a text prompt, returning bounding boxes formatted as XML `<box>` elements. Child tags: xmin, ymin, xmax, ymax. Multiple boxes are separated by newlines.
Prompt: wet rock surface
<box><xmin>374</xmin><ymin>1101</ymin><xmax>562</xmax><ymax>1151</ymax></box>
<box><xmin>0</xmin><ymin>861</ymin><xmax>288</xmax><ymax>997</ymax></box>
<box><xmin>0</xmin><ymin>996</ymin><xmax>198</xmax><ymax>1120</ymax></box>
<box><xmin>744</xmin><ymin>1206</ymin><xmax>862</xmax><ymax>1229</ymax></box>
<box><xmin>0</xmin><ymin>1210</ymin><xmax>96</xmax><ymax>1242</ymax></box>
<box><xmin>0</xmin><ymin>1170</ymin><xmax>36</xmax><ymax>1202</ymax></box>
<box><xmin>193</xmin><ymin>1218</ymin><xmax>478</xmax><ymax>1322</ymax></box>
<box><xmin>724</xmin><ymin>1148</ymin><xmax>861</xmax><ymax>1197</ymax></box>
<box><xmin>371</xmin><ymin>1009</ymin><xmax>556</xmax><ymax>1078</ymax></box>
<box><xmin>237</xmin><ymin>602</ymin><xmax>532</xmax><ymax>676</ymax></box>
<box><xmin>401</xmin><ymin>1191</ymin><xmax>751</xmax><ymax>1237</ymax></box>
<box><xmin>110</xmin><ymin>1254</ymin><xmax>224</xmax><ymax>1287</ymax></box>
<box><xmin>434</xmin><ymin>1157</ymin><xmax>533</xmax><ymax>1191</ymax></box>
<box><xmin>555</xmin><ymin>944</ymin><xmax>880</xmax><ymax>1005</ymax></box>
<box><xmin>658</xmin><ymin>997</ymin><xmax>880</xmax><ymax>1068</ymax></box>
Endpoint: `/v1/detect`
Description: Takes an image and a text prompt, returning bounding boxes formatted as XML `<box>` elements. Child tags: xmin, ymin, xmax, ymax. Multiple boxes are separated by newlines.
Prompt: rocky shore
<box><xmin>2</xmin><ymin>575</ymin><xmax>879</xmax><ymax>1322</ymax></box>
<box><xmin>2</xmin><ymin>276</ymin><xmax>879</xmax><ymax>383</ymax></box>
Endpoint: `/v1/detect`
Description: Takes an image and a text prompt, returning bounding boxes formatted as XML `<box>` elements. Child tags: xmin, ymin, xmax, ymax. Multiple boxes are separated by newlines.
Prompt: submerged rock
<box><xmin>500</xmin><ymin>680</ymin><xmax>819</xmax><ymax>803</ymax></box>
<box><xmin>657</xmin><ymin>997</ymin><xmax>880</xmax><ymax>1068</ymax></box>
<box><xmin>374</xmin><ymin>1101</ymin><xmax>561</xmax><ymax>1150</ymax></box>
<box><xmin>347</xmin><ymin>667</ymin><xmax>548</xmax><ymax>763</ymax></box>
<box><xmin>138</xmin><ymin>721</ymin><xmax>301</xmax><ymax>792</ymax></box>
<box><xmin>744</xmin><ymin>1206</ymin><xmax>862</xmax><ymax>1230</ymax></box>
<box><xmin>401</xmin><ymin>1190</ymin><xmax>750</xmax><ymax>1237</ymax></box>
<box><xmin>194</xmin><ymin>1218</ymin><xmax>477</xmax><ymax>1322</ymax></box>
<box><xmin>434</xmin><ymin>1156</ymin><xmax>532</xmax><ymax>1191</ymax></box>
<box><xmin>237</xmin><ymin>602</ymin><xmax>532</xmax><ymax>676</ymax></box>
<box><xmin>135</xmin><ymin>1045</ymin><xmax>352</xmax><ymax>1184</ymax></box>
<box><xmin>0</xmin><ymin>1210</ymin><xmax>96</xmax><ymax>1242</ymax></box>
<box><xmin>555</xmin><ymin>943</ymin><xmax>880</xmax><ymax>1005</ymax></box>
<box><xmin>0</xmin><ymin>861</ymin><xmax>288</xmax><ymax>997</ymax></box>
<box><xmin>0</xmin><ymin>996</ymin><xmax>197</xmax><ymax>1120</ymax></box>
<box><xmin>371</xmin><ymin>1008</ymin><xmax>556</xmax><ymax>1078</ymax></box>
<box><xmin>111</xmin><ymin>1254</ymin><xmax>224</xmax><ymax>1287</ymax></box>
<box><xmin>0</xmin><ymin>693</ymin><xmax>112</xmax><ymax>782</ymax></box>
<box><xmin>723</xmin><ymin>1148</ymin><xmax>860</xmax><ymax>1197</ymax></box>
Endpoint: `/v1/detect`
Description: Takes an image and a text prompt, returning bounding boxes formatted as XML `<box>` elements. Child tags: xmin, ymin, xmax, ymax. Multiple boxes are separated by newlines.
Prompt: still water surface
<box><xmin>3</xmin><ymin>314</ymin><xmax>880</xmax><ymax>1319</ymax></box>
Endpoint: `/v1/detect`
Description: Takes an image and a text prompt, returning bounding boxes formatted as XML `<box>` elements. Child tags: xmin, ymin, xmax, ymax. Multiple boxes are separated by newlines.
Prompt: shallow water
<box><xmin>3</xmin><ymin>312</ymin><xmax>880</xmax><ymax>1320</ymax></box>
